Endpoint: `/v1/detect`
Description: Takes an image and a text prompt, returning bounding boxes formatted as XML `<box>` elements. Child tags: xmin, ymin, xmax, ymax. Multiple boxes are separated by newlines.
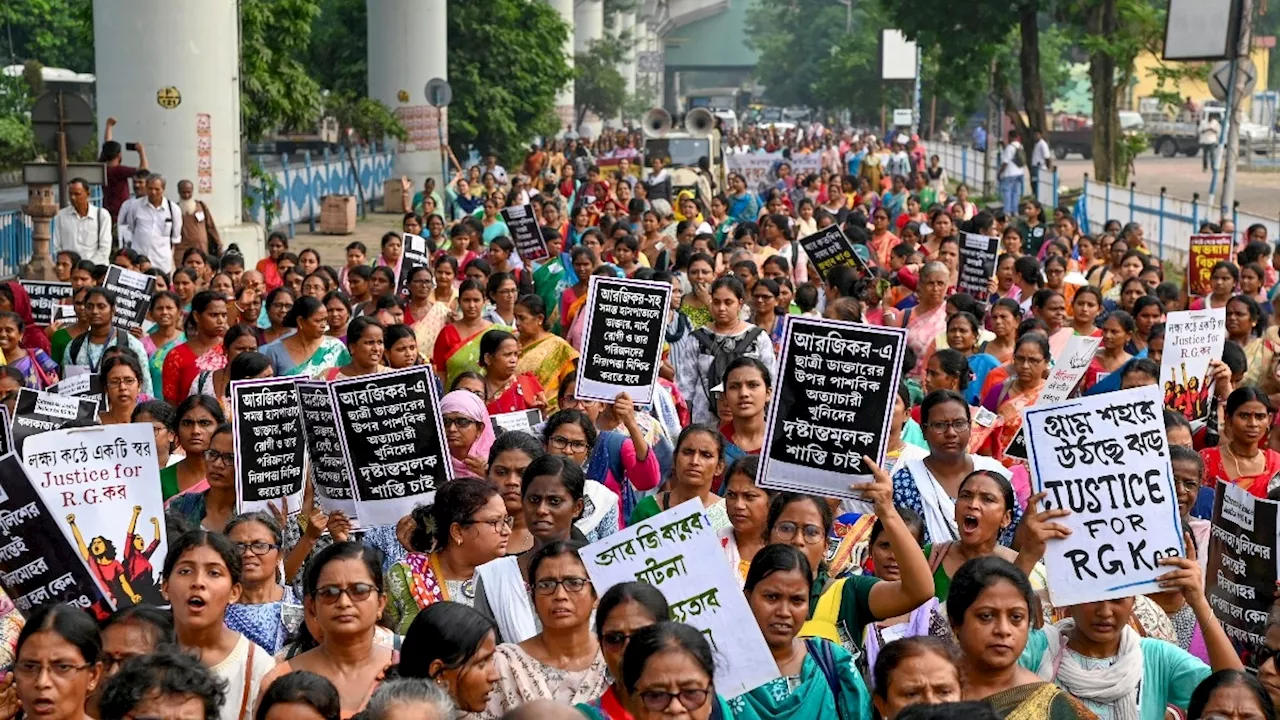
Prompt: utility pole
<box><xmin>1220</xmin><ymin>0</ymin><xmax>1252</xmax><ymax>219</ymax></box>
<box><xmin>983</xmin><ymin>56</ymin><xmax>997</xmax><ymax>197</ymax></box>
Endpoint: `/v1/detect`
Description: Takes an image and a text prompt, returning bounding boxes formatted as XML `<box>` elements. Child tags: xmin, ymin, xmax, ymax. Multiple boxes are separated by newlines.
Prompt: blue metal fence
<box><xmin>933</xmin><ymin>141</ymin><xmax>1060</xmax><ymax>211</ymax></box>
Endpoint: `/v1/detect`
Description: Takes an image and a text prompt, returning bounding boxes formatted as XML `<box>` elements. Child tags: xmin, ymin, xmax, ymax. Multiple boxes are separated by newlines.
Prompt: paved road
<box><xmin>1052</xmin><ymin>154</ymin><xmax>1280</xmax><ymax>220</ymax></box>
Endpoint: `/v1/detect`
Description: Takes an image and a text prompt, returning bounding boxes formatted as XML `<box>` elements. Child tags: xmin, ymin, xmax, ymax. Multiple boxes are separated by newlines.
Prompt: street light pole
<box><xmin>1220</xmin><ymin>0</ymin><xmax>1252</xmax><ymax>219</ymax></box>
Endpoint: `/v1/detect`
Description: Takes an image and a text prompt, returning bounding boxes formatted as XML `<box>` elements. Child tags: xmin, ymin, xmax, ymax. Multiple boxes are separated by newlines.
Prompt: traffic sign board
<box><xmin>1209</xmin><ymin>58</ymin><xmax>1257</xmax><ymax>102</ymax></box>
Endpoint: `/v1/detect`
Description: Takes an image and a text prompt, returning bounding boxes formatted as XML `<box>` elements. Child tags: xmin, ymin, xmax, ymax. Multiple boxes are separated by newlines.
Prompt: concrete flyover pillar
<box><xmin>574</xmin><ymin>0</ymin><xmax>605</xmax><ymax>137</ymax></box>
<box><xmin>93</xmin><ymin>0</ymin><xmax>261</xmax><ymax>262</ymax></box>
<box><xmin>619</xmin><ymin>11</ymin><xmax>637</xmax><ymax>97</ymax></box>
<box><xmin>546</xmin><ymin>0</ymin><xmax>576</xmax><ymax>134</ymax></box>
<box><xmin>367</xmin><ymin>0</ymin><xmax>448</xmax><ymax>187</ymax></box>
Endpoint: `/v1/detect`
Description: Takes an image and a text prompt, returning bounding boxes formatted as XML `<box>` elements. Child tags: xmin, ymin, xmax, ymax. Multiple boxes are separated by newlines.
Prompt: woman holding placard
<box><xmin>767</xmin><ymin>464</ymin><xmax>935</xmax><ymax>656</ymax></box>
<box><xmin>733</xmin><ymin>544</ymin><xmax>871</xmax><ymax>719</ymax></box>
<box><xmin>433</xmin><ymin>279</ymin><xmax>496</xmax><ymax>388</ymax></box>
<box><xmin>888</xmin><ymin>390</ymin><xmax>1017</xmax><ymax>547</ymax></box>
<box><xmin>98</xmin><ymin>353</ymin><xmax>144</xmax><ymax>425</ymax></box>
<box><xmin>1015</xmin><ymin>497</ymin><xmax>1239</xmax><ymax>718</ymax></box>
<box><xmin>945</xmin><ymin>557</ymin><xmax>1092</xmax><ymax>718</ymax></box>
<box><xmin>1200</xmin><ymin>387</ymin><xmax>1280</xmax><ymax>498</ymax></box>
<box><xmin>577</xmin><ymin>582</ymin><xmax>670</xmax><ymax>720</ymax></box>
<box><xmin>475</xmin><ymin>455</ymin><xmax>588</xmax><ymax>645</ymax></box>
<box><xmin>160</xmin><ymin>395</ymin><xmax>226</xmax><ymax>500</ymax></box>
<box><xmin>385</xmin><ymin>478</ymin><xmax>511</xmax><ymax>634</ymax></box>
<box><xmin>978</xmin><ymin>334</ymin><xmax>1048</xmax><ymax>465</ymax></box>
<box><xmin>479</xmin><ymin>541</ymin><xmax>608</xmax><ymax>718</ymax></box>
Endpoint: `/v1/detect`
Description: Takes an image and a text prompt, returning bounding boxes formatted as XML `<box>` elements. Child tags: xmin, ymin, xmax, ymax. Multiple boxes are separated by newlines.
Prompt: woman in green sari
<box><xmin>948</xmin><ymin>557</ymin><xmax>1093</xmax><ymax>720</ymax></box>
<box><xmin>259</xmin><ymin>295</ymin><xmax>350</xmax><ymax>377</ymax></box>
<box><xmin>432</xmin><ymin>279</ymin><xmax>497</xmax><ymax>388</ymax></box>
<box><xmin>143</xmin><ymin>291</ymin><xmax>185</xmax><ymax>393</ymax></box>
<box><xmin>729</xmin><ymin>544</ymin><xmax>871</xmax><ymax>720</ymax></box>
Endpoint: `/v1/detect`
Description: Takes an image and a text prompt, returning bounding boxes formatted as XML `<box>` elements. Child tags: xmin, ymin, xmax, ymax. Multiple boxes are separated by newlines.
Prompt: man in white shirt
<box><xmin>998</xmin><ymin>130</ymin><xmax>1026</xmax><ymax>217</ymax></box>
<box><xmin>129</xmin><ymin>174</ymin><xmax>181</xmax><ymax>275</ymax></box>
<box><xmin>1029</xmin><ymin>129</ymin><xmax>1052</xmax><ymax>198</ymax></box>
<box><xmin>1198</xmin><ymin>114</ymin><xmax>1221</xmax><ymax>172</ymax></box>
<box><xmin>53</xmin><ymin>178</ymin><xmax>112</xmax><ymax>265</ymax></box>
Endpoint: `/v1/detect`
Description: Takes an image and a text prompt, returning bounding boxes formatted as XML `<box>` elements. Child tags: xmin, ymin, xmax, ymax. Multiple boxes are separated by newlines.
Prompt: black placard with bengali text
<box><xmin>329</xmin><ymin>366</ymin><xmax>451</xmax><ymax>527</ymax></box>
<box><xmin>103</xmin><ymin>265</ymin><xmax>157</xmax><ymax>331</ymax></box>
<box><xmin>576</xmin><ymin>276</ymin><xmax>670</xmax><ymax>405</ymax></box>
<box><xmin>297</xmin><ymin>380</ymin><xmax>357</xmax><ymax>521</ymax></box>
<box><xmin>1206</xmin><ymin>482</ymin><xmax>1278</xmax><ymax>669</ymax></box>
<box><xmin>502</xmin><ymin>204</ymin><xmax>548</xmax><ymax>262</ymax></box>
<box><xmin>759</xmin><ymin>316</ymin><xmax>905</xmax><ymax>499</ymax></box>
<box><xmin>20</xmin><ymin>281</ymin><xmax>73</xmax><ymax>326</ymax></box>
<box><xmin>958</xmin><ymin>232</ymin><xmax>999</xmax><ymax>302</ymax></box>
<box><xmin>231</xmin><ymin>377</ymin><xmax>306</xmax><ymax>513</ymax></box>
<box><xmin>0</xmin><ymin>406</ymin><xmax>11</xmax><ymax>457</ymax></box>
<box><xmin>0</xmin><ymin>452</ymin><xmax>110</xmax><ymax>619</ymax></box>
<box><xmin>798</xmin><ymin>225</ymin><xmax>864</xmax><ymax>281</ymax></box>
<box><xmin>11</xmin><ymin>388</ymin><xmax>99</xmax><ymax>454</ymax></box>
<box><xmin>396</xmin><ymin>234</ymin><xmax>432</xmax><ymax>300</ymax></box>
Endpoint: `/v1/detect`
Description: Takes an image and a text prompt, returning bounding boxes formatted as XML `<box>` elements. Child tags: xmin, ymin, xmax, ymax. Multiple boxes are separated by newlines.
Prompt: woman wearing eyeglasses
<box><xmin>256</xmin><ymin>542</ymin><xmax>394</xmax><ymax>719</ymax></box>
<box><xmin>222</xmin><ymin>512</ymin><xmax>302</xmax><ymax>655</ymax></box>
<box><xmin>97</xmin><ymin>353</ymin><xmax>145</xmax><ymax>425</ymax></box>
<box><xmin>765</xmin><ymin>461</ymin><xmax>935</xmax><ymax>657</ymax></box>
<box><xmin>11</xmin><ymin>604</ymin><xmax>103</xmax><ymax>720</ymax></box>
<box><xmin>480</xmin><ymin>541</ymin><xmax>608</xmax><ymax>717</ymax></box>
<box><xmin>168</xmin><ymin>422</ymin><xmax>238</xmax><ymax>532</ymax></box>
<box><xmin>577</xmin><ymin>582</ymin><xmax>670</xmax><ymax>720</ymax></box>
<box><xmin>621</xmin><ymin>621</ymin><xmax>732</xmax><ymax>720</ymax></box>
<box><xmin>385</xmin><ymin>479</ymin><xmax>512</xmax><ymax>634</ymax></box>
<box><xmin>440</xmin><ymin>389</ymin><xmax>497</xmax><ymax>480</ymax></box>
<box><xmin>476</xmin><ymin>455</ymin><xmax>588</xmax><ymax>645</ymax></box>
<box><xmin>542</xmin><ymin>410</ymin><xmax>622</xmax><ymax>543</ymax></box>
<box><xmin>164</xmin><ymin>529</ymin><xmax>278</xmax><ymax>720</ymax></box>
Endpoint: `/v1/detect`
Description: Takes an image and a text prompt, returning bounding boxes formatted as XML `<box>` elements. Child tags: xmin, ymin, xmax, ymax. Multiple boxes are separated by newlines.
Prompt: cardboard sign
<box><xmin>103</xmin><ymin>265</ymin><xmax>157</xmax><ymax>331</ymax></box>
<box><xmin>330</xmin><ymin>366</ymin><xmax>452</xmax><ymax>527</ymax></box>
<box><xmin>798</xmin><ymin>224</ymin><xmax>861</xmax><ymax>281</ymax></box>
<box><xmin>48</xmin><ymin>372</ymin><xmax>106</xmax><ymax>411</ymax></box>
<box><xmin>576</xmin><ymin>276</ymin><xmax>671</xmax><ymax>405</ymax></box>
<box><xmin>396</xmin><ymin>233</ymin><xmax>431</xmax><ymax>300</ymax></box>
<box><xmin>297</xmin><ymin>380</ymin><xmax>357</xmax><ymax>520</ymax></box>
<box><xmin>21</xmin><ymin>423</ymin><xmax>168</xmax><ymax>608</ymax></box>
<box><xmin>759</xmin><ymin>316</ymin><xmax>905</xmax><ymax>498</ymax></box>
<box><xmin>11</xmin><ymin>388</ymin><xmax>99</xmax><ymax>454</ymax></box>
<box><xmin>1160</xmin><ymin>309</ymin><xmax>1226</xmax><ymax>421</ymax></box>
<box><xmin>491</xmin><ymin>409</ymin><xmax>542</xmax><ymax>435</ymax></box>
<box><xmin>581</xmin><ymin>499</ymin><xmax>779</xmax><ymax>698</ymax></box>
<box><xmin>1187</xmin><ymin>234</ymin><xmax>1234</xmax><ymax>297</ymax></box>
<box><xmin>1002</xmin><ymin>334</ymin><xmax>1102</xmax><ymax>461</ymax></box>
<box><xmin>20</xmin><ymin>281</ymin><xmax>73</xmax><ymax>326</ymax></box>
<box><xmin>502</xmin><ymin>204</ymin><xmax>548</xmax><ymax>262</ymax></box>
<box><xmin>0</xmin><ymin>453</ymin><xmax>110</xmax><ymax>619</ymax></box>
<box><xmin>1022</xmin><ymin>384</ymin><xmax>1184</xmax><ymax>607</ymax></box>
<box><xmin>231</xmin><ymin>377</ymin><xmax>306</xmax><ymax>514</ymax></box>
<box><xmin>957</xmin><ymin>233</ymin><xmax>999</xmax><ymax>302</ymax></box>
<box><xmin>1205</xmin><ymin>482</ymin><xmax>1279</xmax><ymax>668</ymax></box>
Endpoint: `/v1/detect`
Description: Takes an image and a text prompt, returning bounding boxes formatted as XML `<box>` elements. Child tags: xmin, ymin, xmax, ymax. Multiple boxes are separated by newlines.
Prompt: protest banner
<box><xmin>577</xmin><ymin>276</ymin><xmax>670</xmax><ymax>404</ymax></box>
<box><xmin>0</xmin><ymin>452</ymin><xmax>110</xmax><ymax>619</ymax></box>
<box><xmin>998</xmin><ymin>334</ymin><xmax>1102</xmax><ymax>461</ymax></box>
<box><xmin>395</xmin><ymin>234</ymin><xmax>431</xmax><ymax>300</ymax></box>
<box><xmin>11</xmin><ymin>388</ymin><xmax>99</xmax><ymax>453</ymax></box>
<box><xmin>21</xmin><ymin>423</ymin><xmax>168</xmax><ymax>609</ymax></box>
<box><xmin>1160</xmin><ymin>308</ymin><xmax>1227</xmax><ymax>421</ymax></box>
<box><xmin>231</xmin><ymin>377</ymin><xmax>306</xmax><ymax>515</ymax></box>
<box><xmin>958</xmin><ymin>233</ymin><xmax>1000</xmax><ymax>302</ymax></box>
<box><xmin>297</xmin><ymin>380</ymin><xmax>357</xmax><ymax>520</ymax></box>
<box><xmin>330</xmin><ymin>366</ymin><xmax>451</xmax><ymax>527</ymax></box>
<box><xmin>759</xmin><ymin>316</ymin><xmax>906</xmax><ymax>498</ymax></box>
<box><xmin>1022</xmin><ymin>384</ymin><xmax>1184</xmax><ymax>607</ymax></box>
<box><xmin>491</xmin><ymin>409</ymin><xmax>542</xmax><ymax>435</ymax></box>
<box><xmin>48</xmin><ymin>372</ymin><xmax>106</xmax><ymax>410</ymax></box>
<box><xmin>797</xmin><ymin>224</ymin><xmax>864</xmax><ymax>281</ymax></box>
<box><xmin>52</xmin><ymin>303</ymin><xmax>77</xmax><ymax>323</ymax></box>
<box><xmin>582</xmin><ymin>498</ymin><xmax>779</xmax><ymax>697</ymax></box>
<box><xmin>1205</xmin><ymin>482</ymin><xmax>1278</xmax><ymax>667</ymax></box>
<box><xmin>1187</xmin><ymin>234</ymin><xmax>1234</xmax><ymax>297</ymax></box>
<box><xmin>725</xmin><ymin>152</ymin><xmax>822</xmax><ymax>197</ymax></box>
<box><xmin>103</xmin><ymin>265</ymin><xmax>157</xmax><ymax>331</ymax></box>
<box><xmin>20</xmin><ymin>281</ymin><xmax>73</xmax><ymax>326</ymax></box>
<box><xmin>502</xmin><ymin>204</ymin><xmax>548</xmax><ymax>262</ymax></box>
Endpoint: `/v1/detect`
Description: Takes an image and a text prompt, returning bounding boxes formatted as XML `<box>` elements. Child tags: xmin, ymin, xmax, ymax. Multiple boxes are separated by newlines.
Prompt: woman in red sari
<box><xmin>480</xmin><ymin>328</ymin><xmax>547</xmax><ymax>415</ymax></box>
<box><xmin>161</xmin><ymin>291</ymin><xmax>228</xmax><ymax>405</ymax></box>
<box><xmin>1202</xmin><ymin>387</ymin><xmax>1280</xmax><ymax>498</ymax></box>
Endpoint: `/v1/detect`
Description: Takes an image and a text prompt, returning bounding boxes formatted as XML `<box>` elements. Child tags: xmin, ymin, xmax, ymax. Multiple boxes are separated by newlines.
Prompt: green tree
<box><xmin>239</xmin><ymin>0</ymin><xmax>325</xmax><ymax>142</ymax></box>
<box><xmin>575</xmin><ymin>39</ymin><xmax>629</xmax><ymax>128</ymax></box>
<box><xmin>447</xmin><ymin>0</ymin><xmax>572</xmax><ymax>164</ymax></box>
<box><xmin>308</xmin><ymin>0</ymin><xmax>367</xmax><ymax>95</ymax></box>
<box><xmin>0</xmin><ymin>0</ymin><xmax>93</xmax><ymax>71</ymax></box>
<box><xmin>326</xmin><ymin>92</ymin><xmax>407</xmax><ymax>144</ymax></box>
<box><xmin>0</xmin><ymin>70</ymin><xmax>37</xmax><ymax>168</ymax></box>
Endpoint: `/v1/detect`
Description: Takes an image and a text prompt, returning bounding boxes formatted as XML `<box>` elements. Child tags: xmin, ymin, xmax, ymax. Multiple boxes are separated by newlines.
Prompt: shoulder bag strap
<box><xmin>238</xmin><ymin>642</ymin><xmax>255</xmax><ymax>719</ymax></box>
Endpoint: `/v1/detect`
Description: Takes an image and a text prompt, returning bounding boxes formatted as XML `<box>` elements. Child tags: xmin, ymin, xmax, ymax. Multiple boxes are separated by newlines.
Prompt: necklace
<box><xmin>1224</xmin><ymin>444</ymin><xmax>1264</xmax><ymax>479</ymax></box>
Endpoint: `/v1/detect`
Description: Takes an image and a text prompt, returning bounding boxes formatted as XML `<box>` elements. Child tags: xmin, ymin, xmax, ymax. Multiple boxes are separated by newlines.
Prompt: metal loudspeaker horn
<box><xmin>642</xmin><ymin>108</ymin><xmax>672</xmax><ymax>138</ymax></box>
<box><xmin>686</xmin><ymin>107</ymin><xmax>715</xmax><ymax>137</ymax></box>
